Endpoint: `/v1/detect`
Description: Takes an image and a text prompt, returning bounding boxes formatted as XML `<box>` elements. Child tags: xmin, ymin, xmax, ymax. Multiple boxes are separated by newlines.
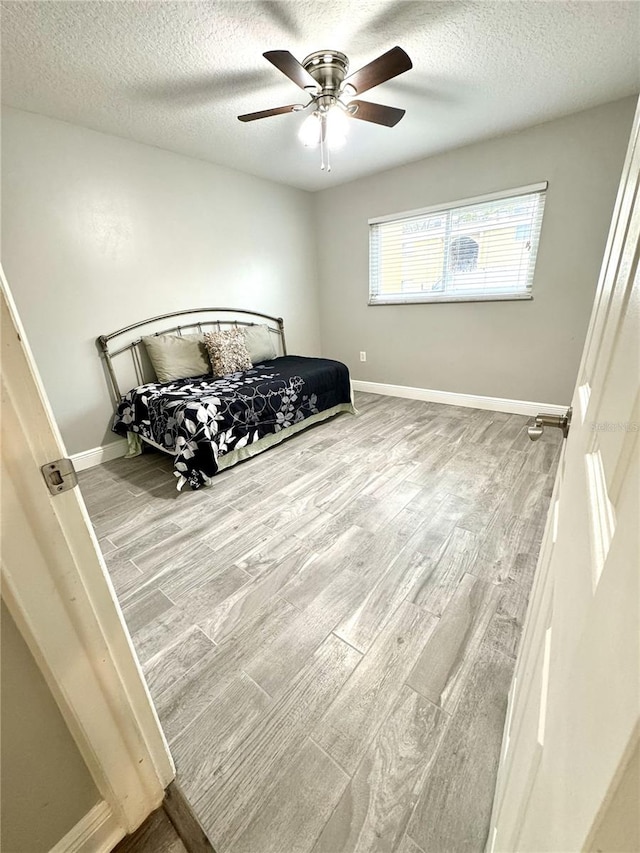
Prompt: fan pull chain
<box><xmin>318</xmin><ymin>113</ymin><xmax>331</xmax><ymax>172</ymax></box>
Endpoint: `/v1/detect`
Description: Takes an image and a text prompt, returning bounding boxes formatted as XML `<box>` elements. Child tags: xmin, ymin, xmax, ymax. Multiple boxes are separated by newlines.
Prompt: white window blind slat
<box><xmin>369</xmin><ymin>185</ymin><xmax>547</xmax><ymax>305</ymax></box>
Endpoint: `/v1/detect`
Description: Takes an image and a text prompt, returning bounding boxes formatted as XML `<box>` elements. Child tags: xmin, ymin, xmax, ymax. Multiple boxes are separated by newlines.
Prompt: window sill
<box><xmin>368</xmin><ymin>293</ymin><xmax>533</xmax><ymax>306</ymax></box>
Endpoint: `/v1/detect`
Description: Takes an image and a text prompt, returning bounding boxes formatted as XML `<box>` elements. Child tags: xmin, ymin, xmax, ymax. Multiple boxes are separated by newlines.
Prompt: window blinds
<box><xmin>369</xmin><ymin>183</ymin><xmax>547</xmax><ymax>305</ymax></box>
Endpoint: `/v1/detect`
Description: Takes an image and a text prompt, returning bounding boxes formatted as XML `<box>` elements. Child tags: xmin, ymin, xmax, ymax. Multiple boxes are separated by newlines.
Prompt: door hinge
<box><xmin>41</xmin><ymin>458</ymin><xmax>78</xmax><ymax>495</ymax></box>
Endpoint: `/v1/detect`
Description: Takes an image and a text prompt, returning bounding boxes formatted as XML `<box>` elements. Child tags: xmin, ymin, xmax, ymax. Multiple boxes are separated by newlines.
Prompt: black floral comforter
<box><xmin>112</xmin><ymin>356</ymin><xmax>354</xmax><ymax>489</ymax></box>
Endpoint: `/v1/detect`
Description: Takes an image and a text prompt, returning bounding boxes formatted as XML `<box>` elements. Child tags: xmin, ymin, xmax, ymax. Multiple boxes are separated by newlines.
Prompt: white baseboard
<box><xmin>351</xmin><ymin>380</ymin><xmax>567</xmax><ymax>417</ymax></box>
<box><xmin>70</xmin><ymin>439</ymin><xmax>127</xmax><ymax>471</ymax></box>
<box><xmin>50</xmin><ymin>801</ymin><xmax>123</xmax><ymax>853</ymax></box>
<box><xmin>70</xmin><ymin>384</ymin><xmax>566</xmax><ymax>474</ymax></box>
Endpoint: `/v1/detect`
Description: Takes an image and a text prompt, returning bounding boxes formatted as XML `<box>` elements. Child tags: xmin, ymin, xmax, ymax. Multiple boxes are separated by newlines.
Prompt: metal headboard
<box><xmin>98</xmin><ymin>307</ymin><xmax>286</xmax><ymax>401</ymax></box>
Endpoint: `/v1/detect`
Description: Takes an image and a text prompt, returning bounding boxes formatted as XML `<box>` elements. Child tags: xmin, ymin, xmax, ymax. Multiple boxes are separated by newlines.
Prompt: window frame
<box><xmin>368</xmin><ymin>182</ymin><xmax>548</xmax><ymax>306</ymax></box>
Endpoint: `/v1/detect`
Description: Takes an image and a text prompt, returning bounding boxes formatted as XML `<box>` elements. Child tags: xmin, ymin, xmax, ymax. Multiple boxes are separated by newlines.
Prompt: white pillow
<box><xmin>243</xmin><ymin>324</ymin><xmax>277</xmax><ymax>363</ymax></box>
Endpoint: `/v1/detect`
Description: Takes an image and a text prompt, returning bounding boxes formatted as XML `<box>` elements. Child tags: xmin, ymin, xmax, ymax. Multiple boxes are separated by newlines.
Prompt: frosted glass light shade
<box><xmin>298</xmin><ymin>113</ymin><xmax>321</xmax><ymax>147</ymax></box>
<box><xmin>298</xmin><ymin>107</ymin><xmax>349</xmax><ymax>150</ymax></box>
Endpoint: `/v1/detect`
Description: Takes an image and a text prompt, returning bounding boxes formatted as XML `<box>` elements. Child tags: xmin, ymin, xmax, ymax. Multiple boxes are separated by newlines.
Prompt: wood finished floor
<box><xmin>113</xmin><ymin>808</ymin><xmax>187</xmax><ymax>853</ymax></box>
<box><xmin>79</xmin><ymin>392</ymin><xmax>562</xmax><ymax>853</ymax></box>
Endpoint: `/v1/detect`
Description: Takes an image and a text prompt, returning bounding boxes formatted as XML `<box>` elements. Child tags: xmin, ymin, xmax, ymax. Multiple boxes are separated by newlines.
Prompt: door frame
<box><xmin>1</xmin><ymin>266</ymin><xmax>174</xmax><ymax>848</ymax></box>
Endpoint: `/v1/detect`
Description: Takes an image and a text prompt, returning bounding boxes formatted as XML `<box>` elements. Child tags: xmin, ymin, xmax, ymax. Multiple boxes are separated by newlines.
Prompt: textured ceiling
<box><xmin>2</xmin><ymin>1</ymin><xmax>639</xmax><ymax>191</ymax></box>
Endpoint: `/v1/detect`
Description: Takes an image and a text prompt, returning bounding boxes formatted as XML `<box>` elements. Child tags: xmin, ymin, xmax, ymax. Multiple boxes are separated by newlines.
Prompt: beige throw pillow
<box><xmin>142</xmin><ymin>333</ymin><xmax>210</xmax><ymax>383</ymax></box>
<box><xmin>204</xmin><ymin>328</ymin><xmax>253</xmax><ymax>377</ymax></box>
<box><xmin>243</xmin><ymin>324</ymin><xmax>277</xmax><ymax>363</ymax></box>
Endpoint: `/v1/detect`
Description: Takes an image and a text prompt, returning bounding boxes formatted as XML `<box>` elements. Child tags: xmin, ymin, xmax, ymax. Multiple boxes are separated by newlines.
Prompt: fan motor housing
<box><xmin>302</xmin><ymin>50</ymin><xmax>349</xmax><ymax>98</ymax></box>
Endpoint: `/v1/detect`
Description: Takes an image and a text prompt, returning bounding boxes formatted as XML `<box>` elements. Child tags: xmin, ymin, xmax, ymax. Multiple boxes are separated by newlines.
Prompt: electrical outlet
<box><xmin>360</xmin><ymin>351</ymin><xmax>367</xmax><ymax>362</ymax></box>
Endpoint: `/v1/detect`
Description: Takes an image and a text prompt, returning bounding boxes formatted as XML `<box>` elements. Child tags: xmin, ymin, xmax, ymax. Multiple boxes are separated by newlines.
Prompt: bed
<box><xmin>99</xmin><ymin>309</ymin><xmax>356</xmax><ymax>489</ymax></box>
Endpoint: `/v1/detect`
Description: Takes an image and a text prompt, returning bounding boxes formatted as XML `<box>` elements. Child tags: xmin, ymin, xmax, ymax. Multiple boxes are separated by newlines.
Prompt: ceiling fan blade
<box><xmin>263</xmin><ymin>50</ymin><xmax>319</xmax><ymax>91</ymax></box>
<box><xmin>343</xmin><ymin>46</ymin><xmax>412</xmax><ymax>95</ymax></box>
<box><xmin>238</xmin><ymin>104</ymin><xmax>303</xmax><ymax>122</ymax></box>
<box><xmin>348</xmin><ymin>100</ymin><xmax>406</xmax><ymax>127</ymax></box>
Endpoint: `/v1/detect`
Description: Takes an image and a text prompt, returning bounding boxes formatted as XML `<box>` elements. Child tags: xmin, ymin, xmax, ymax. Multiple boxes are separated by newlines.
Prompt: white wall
<box><xmin>315</xmin><ymin>97</ymin><xmax>636</xmax><ymax>405</ymax></box>
<box><xmin>1</xmin><ymin>107</ymin><xmax>320</xmax><ymax>454</ymax></box>
<box><xmin>1</xmin><ymin>599</ymin><xmax>100</xmax><ymax>853</ymax></box>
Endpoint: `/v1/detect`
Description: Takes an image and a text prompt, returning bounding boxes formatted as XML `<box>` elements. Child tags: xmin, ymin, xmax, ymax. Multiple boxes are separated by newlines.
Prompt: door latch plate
<box><xmin>41</xmin><ymin>458</ymin><xmax>78</xmax><ymax>495</ymax></box>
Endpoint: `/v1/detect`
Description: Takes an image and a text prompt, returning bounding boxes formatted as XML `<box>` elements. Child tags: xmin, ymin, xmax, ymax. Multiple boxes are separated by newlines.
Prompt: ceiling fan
<box><xmin>238</xmin><ymin>46</ymin><xmax>413</xmax><ymax>171</ymax></box>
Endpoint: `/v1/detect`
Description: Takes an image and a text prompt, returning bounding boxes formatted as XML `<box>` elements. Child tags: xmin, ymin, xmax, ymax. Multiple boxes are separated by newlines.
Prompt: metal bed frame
<box><xmin>98</xmin><ymin>307</ymin><xmax>286</xmax><ymax>401</ymax></box>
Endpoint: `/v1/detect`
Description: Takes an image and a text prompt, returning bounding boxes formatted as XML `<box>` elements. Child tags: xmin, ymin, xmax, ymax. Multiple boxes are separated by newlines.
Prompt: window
<box><xmin>369</xmin><ymin>182</ymin><xmax>547</xmax><ymax>305</ymax></box>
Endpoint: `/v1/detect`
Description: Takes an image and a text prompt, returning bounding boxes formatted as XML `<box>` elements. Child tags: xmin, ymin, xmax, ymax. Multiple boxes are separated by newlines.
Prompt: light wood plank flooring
<box><xmin>79</xmin><ymin>392</ymin><xmax>561</xmax><ymax>853</ymax></box>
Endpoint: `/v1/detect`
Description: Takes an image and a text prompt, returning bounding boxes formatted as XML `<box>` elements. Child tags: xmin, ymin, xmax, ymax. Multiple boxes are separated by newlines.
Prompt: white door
<box><xmin>1</xmin><ymin>268</ymin><xmax>174</xmax><ymax>845</ymax></box>
<box><xmin>489</xmin><ymin>104</ymin><xmax>640</xmax><ymax>851</ymax></box>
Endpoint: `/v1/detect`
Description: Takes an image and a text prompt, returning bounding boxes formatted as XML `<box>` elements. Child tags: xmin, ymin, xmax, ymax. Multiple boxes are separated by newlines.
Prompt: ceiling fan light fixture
<box><xmin>298</xmin><ymin>106</ymin><xmax>348</xmax><ymax>153</ymax></box>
